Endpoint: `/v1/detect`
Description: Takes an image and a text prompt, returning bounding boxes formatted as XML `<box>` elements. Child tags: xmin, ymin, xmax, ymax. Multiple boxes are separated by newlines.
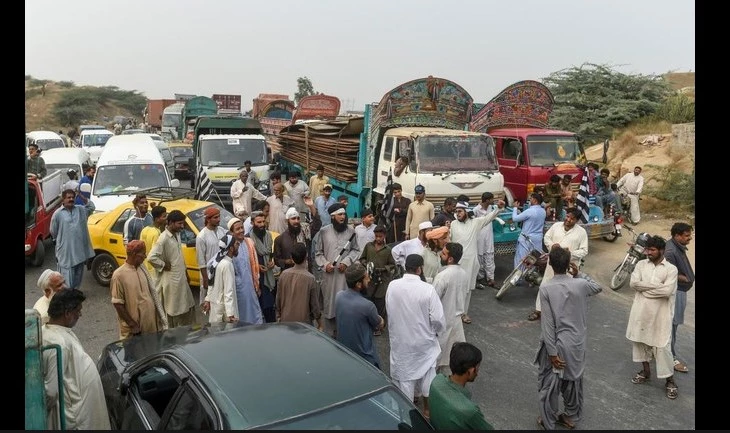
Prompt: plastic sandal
<box><xmin>631</xmin><ymin>370</ymin><xmax>649</xmax><ymax>384</ymax></box>
<box><xmin>666</xmin><ymin>382</ymin><xmax>678</xmax><ymax>399</ymax></box>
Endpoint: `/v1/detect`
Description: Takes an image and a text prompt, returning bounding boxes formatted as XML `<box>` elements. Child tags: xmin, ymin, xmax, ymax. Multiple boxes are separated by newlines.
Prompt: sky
<box><xmin>25</xmin><ymin>0</ymin><xmax>694</xmax><ymax>112</ymax></box>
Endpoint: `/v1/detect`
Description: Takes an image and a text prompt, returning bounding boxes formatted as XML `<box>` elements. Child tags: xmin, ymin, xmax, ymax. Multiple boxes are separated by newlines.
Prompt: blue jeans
<box><xmin>58</xmin><ymin>262</ymin><xmax>85</xmax><ymax>290</ymax></box>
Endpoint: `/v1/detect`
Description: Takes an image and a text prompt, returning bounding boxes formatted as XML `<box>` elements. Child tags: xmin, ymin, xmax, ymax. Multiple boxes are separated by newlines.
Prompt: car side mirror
<box><xmin>120</xmin><ymin>372</ymin><xmax>131</xmax><ymax>396</ymax></box>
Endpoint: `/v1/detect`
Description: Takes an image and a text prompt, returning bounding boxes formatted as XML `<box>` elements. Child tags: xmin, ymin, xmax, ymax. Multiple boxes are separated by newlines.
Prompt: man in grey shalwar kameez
<box><xmin>535</xmin><ymin>246</ymin><xmax>602</xmax><ymax>430</ymax></box>
<box><xmin>313</xmin><ymin>202</ymin><xmax>360</xmax><ymax>337</ymax></box>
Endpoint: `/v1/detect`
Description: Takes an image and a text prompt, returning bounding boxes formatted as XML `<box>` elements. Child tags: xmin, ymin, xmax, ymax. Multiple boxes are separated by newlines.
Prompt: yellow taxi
<box><xmin>86</xmin><ymin>187</ymin><xmax>238</xmax><ymax>287</ymax></box>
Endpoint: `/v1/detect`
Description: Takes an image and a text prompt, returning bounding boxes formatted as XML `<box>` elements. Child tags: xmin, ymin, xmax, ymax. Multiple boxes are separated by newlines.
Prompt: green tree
<box><xmin>542</xmin><ymin>63</ymin><xmax>672</xmax><ymax>141</ymax></box>
<box><xmin>294</xmin><ymin>76</ymin><xmax>315</xmax><ymax>105</ymax></box>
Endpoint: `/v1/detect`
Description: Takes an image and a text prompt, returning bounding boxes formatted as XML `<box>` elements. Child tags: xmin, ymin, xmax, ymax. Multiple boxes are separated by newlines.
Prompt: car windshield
<box><xmin>526</xmin><ymin>135</ymin><xmax>583</xmax><ymax>166</ymax></box>
<box><xmin>416</xmin><ymin>134</ymin><xmax>498</xmax><ymax>172</ymax></box>
<box><xmin>199</xmin><ymin>138</ymin><xmax>267</xmax><ymax>166</ymax></box>
<box><xmin>263</xmin><ymin>388</ymin><xmax>431</xmax><ymax>430</ymax></box>
<box><xmin>82</xmin><ymin>133</ymin><xmax>113</xmax><ymax>147</ymax></box>
<box><xmin>93</xmin><ymin>164</ymin><xmax>168</xmax><ymax>195</ymax></box>
<box><xmin>171</xmin><ymin>147</ymin><xmax>193</xmax><ymax>158</ymax></box>
<box><xmin>187</xmin><ymin>205</ymin><xmax>235</xmax><ymax>232</ymax></box>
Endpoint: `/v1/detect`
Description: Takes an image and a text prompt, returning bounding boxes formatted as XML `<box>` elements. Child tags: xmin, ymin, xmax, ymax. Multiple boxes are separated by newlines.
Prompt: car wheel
<box><xmin>91</xmin><ymin>253</ymin><xmax>118</xmax><ymax>286</ymax></box>
<box><xmin>28</xmin><ymin>238</ymin><xmax>45</xmax><ymax>267</ymax></box>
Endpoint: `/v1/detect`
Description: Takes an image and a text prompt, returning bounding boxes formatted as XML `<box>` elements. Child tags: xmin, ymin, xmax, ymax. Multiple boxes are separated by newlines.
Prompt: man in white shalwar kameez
<box><xmin>204</xmin><ymin>234</ymin><xmax>240</xmax><ymax>323</ymax></box>
<box><xmin>422</xmin><ymin>226</ymin><xmax>449</xmax><ymax>284</ymax></box>
<box><xmin>386</xmin><ymin>253</ymin><xmax>445</xmax><ymax>419</ymax></box>
<box><xmin>473</xmin><ymin>192</ymin><xmax>499</xmax><ymax>288</ymax></box>
<box><xmin>449</xmin><ymin>200</ymin><xmax>504</xmax><ymax>324</ymax></box>
<box><xmin>529</xmin><ymin>208</ymin><xmax>588</xmax><ymax>321</ymax></box>
<box><xmin>42</xmin><ymin>289</ymin><xmax>110</xmax><ymax>430</ymax></box>
<box><xmin>625</xmin><ymin>235</ymin><xmax>679</xmax><ymax>400</ymax></box>
<box><xmin>392</xmin><ymin>221</ymin><xmax>432</xmax><ymax>269</ymax></box>
<box><xmin>432</xmin><ymin>242</ymin><xmax>468</xmax><ymax>375</ymax></box>
<box><xmin>231</xmin><ymin>170</ymin><xmax>267</xmax><ymax>218</ymax></box>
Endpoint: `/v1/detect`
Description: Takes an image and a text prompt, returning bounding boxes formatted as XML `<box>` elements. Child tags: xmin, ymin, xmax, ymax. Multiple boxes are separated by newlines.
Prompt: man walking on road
<box><xmin>535</xmin><ymin>246</ymin><xmax>602</xmax><ymax>430</ymax></box>
<box><xmin>663</xmin><ymin>222</ymin><xmax>694</xmax><ymax>374</ymax></box>
<box><xmin>110</xmin><ymin>240</ymin><xmax>167</xmax><ymax>339</ymax></box>
<box><xmin>196</xmin><ymin>207</ymin><xmax>228</xmax><ymax>315</ymax></box>
<box><xmin>147</xmin><ymin>210</ymin><xmax>196</xmax><ymax>327</ymax></box>
<box><xmin>51</xmin><ymin>189</ymin><xmax>96</xmax><ymax>291</ymax></box>
<box><xmin>528</xmin><ymin>208</ymin><xmax>588</xmax><ymax>321</ymax></box>
<box><xmin>626</xmin><ymin>235</ymin><xmax>679</xmax><ymax>400</ymax></box>
<box><xmin>473</xmin><ymin>192</ymin><xmax>499</xmax><ymax>289</ymax></box>
<box><xmin>386</xmin><ymin>253</ymin><xmax>445</xmax><ymax>419</ymax></box>
<box><xmin>450</xmin><ymin>200</ymin><xmax>504</xmax><ymax>324</ymax></box>
<box><xmin>313</xmin><ymin>202</ymin><xmax>361</xmax><ymax>337</ymax></box>
<box><xmin>432</xmin><ymin>242</ymin><xmax>468</xmax><ymax>375</ymax></box>
<box><xmin>616</xmin><ymin>166</ymin><xmax>644</xmax><ymax>223</ymax></box>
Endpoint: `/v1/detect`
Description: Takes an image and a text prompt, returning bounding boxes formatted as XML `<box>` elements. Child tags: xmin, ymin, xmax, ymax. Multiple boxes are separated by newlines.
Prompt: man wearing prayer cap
<box><xmin>450</xmin><ymin>197</ymin><xmax>506</xmax><ymax>324</ymax></box>
<box><xmin>386</xmin><ymin>252</ymin><xmax>445</xmax><ymax>418</ymax></box>
<box><xmin>313</xmin><ymin>196</ymin><xmax>361</xmax><ymax>337</ymax></box>
<box><xmin>111</xmin><ymin>239</ymin><xmax>167</xmax><ymax>339</ymax></box>
<box><xmin>33</xmin><ymin>269</ymin><xmax>66</xmax><ymax>324</ymax></box>
<box><xmin>274</xmin><ymin>205</ymin><xmax>309</xmax><ymax>274</ymax></box>
<box><xmin>203</xmin><ymin>234</ymin><xmax>240</xmax><ymax>323</ymax></box>
<box><xmin>197</xmin><ymin>206</ymin><xmax>228</xmax><ymax>317</ymax></box>
<box><xmin>227</xmin><ymin>216</ymin><xmax>265</xmax><ymax>324</ymax></box>
<box><xmin>423</xmin><ymin>226</ymin><xmax>450</xmax><ymax>283</ymax></box>
<box><xmin>405</xmin><ymin>184</ymin><xmax>435</xmax><ymax>240</ymax></box>
<box><xmin>391</xmin><ymin>221</ymin><xmax>433</xmax><ymax>270</ymax></box>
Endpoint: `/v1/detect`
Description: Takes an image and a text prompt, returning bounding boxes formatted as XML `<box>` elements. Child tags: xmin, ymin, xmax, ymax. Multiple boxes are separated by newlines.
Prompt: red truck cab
<box><xmin>25</xmin><ymin>172</ymin><xmax>63</xmax><ymax>267</ymax></box>
<box><xmin>489</xmin><ymin>127</ymin><xmax>585</xmax><ymax>203</ymax></box>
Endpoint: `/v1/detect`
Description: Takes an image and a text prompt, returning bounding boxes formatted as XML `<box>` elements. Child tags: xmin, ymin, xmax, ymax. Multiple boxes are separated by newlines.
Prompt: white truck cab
<box><xmin>91</xmin><ymin>135</ymin><xmax>180</xmax><ymax>212</ymax></box>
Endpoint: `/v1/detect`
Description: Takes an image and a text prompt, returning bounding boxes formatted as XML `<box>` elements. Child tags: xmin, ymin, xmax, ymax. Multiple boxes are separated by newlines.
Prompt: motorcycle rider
<box><xmin>511</xmin><ymin>193</ymin><xmax>547</xmax><ymax>272</ymax></box>
<box><xmin>617</xmin><ymin>166</ymin><xmax>645</xmax><ymax>223</ymax></box>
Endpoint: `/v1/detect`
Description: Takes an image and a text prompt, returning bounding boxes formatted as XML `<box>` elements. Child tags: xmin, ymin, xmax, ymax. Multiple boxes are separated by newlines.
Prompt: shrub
<box><xmin>652</xmin><ymin>94</ymin><xmax>695</xmax><ymax>124</ymax></box>
<box><xmin>644</xmin><ymin>164</ymin><xmax>694</xmax><ymax>213</ymax></box>
<box><xmin>25</xmin><ymin>88</ymin><xmax>42</xmax><ymax>100</ymax></box>
<box><xmin>28</xmin><ymin>78</ymin><xmax>48</xmax><ymax>87</ymax></box>
<box><xmin>57</xmin><ymin>81</ymin><xmax>75</xmax><ymax>88</ymax></box>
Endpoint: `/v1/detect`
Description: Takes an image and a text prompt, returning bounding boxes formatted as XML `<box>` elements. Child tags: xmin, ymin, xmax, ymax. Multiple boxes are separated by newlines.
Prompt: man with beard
<box><xmin>422</xmin><ymin>225</ymin><xmax>449</xmax><ymax>284</ymax></box>
<box><xmin>450</xmin><ymin>200</ymin><xmax>505</xmax><ymax>325</ymax></box>
<box><xmin>249</xmin><ymin>210</ymin><xmax>277</xmax><ymax>322</ymax></box>
<box><xmin>274</xmin><ymin>207</ymin><xmax>309</xmax><ymax>272</ymax></box>
<box><xmin>197</xmin><ymin>207</ymin><xmax>228</xmax><ymax>318</ymax></box>
<box><xmin>123</xmin><ymin>194</ymin><xmax>153</xmax><ymax>245</ymax></box>
<box><xmin>147</xmin><ymin>210</ymin><xmax>196</xmax><ymax>327</ymax></box>
<box><xmin>50</xmin><ymin>189</ymin><xmax>96</xmax><ymax>291</ymax></box>
<box><xmin>231</xmin><ymin>170</ymin><xmax>266</xmax><ymax>218</ymax></box>
<box><xmin>387</xmin><ymin>183</ymin><xmax>411</xmax><ymax>243</ymax></box>
<box><xmin>227</xmin><ymin>217</ymin><xmax>264</xmax><ymax>324</ymax></box>
<box><xmin>431</xmin><ymin>197</ymin><xmax>456</xmax><ymax>228</ymax></box>
<box><xmin>266</xmin><ymin>183</ymin><xmax>295</xmax><ymax>235</ymax></box>
<box><xmin>313</xmin><ymin>202</ymin><xmax>361</xmax><ymax>338</ymax></box>
<box><xmin>528</xmin><ymin>208</ymin><xmax>588</xmax><ymax>322</ymax></box>
<box><xmin>359</xmin><ymin>225</ymin><xmax>396</xmax><ymax>334</ymax></box>
<box><xmin>473</xmin><ymin>192</ymin><xmax>499</xmax><ymax>289</ymax></box>
<box><xmin>663</xmin><ymin>222</ymin><xmax>694</xmax><ymax>374</ymax></box>
<box><xmin>284</xmin><ymin>170</ymin><xmax>311</xmax><ymax>218</ymax></box>
<box><xmin>314</xmin><ymin>183</ymin><xmax>337</xmax><ymax>228</ymax></box>
<box><xmin>432</xmin><ymin>242</ymin><xmax>469</xmax><ymax>375</ymax></box>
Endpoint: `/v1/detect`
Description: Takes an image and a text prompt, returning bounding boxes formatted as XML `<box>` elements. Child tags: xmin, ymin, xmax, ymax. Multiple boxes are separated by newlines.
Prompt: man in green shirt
<box><xmin>428</xmin><ymin>342</ymin><xmax>494</xmax><ymax>430</ymax></box>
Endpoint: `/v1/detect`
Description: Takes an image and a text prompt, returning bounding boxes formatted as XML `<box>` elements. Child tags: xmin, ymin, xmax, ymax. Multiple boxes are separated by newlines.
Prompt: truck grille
<box><xmin>211</xmin><ymin>181</ymin><xmax>233</xmax><ymax>209</ymax></box>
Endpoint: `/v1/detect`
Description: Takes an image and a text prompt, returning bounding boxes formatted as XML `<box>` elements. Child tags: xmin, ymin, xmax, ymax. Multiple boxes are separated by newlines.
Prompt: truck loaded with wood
<box><xmin>274</xmin><ymin>76</ymin><xmax>521</xmax><ymax>254</ymax></box>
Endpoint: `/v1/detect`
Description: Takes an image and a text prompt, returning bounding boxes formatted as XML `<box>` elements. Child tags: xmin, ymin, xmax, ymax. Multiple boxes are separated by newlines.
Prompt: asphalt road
<box><xmin>24</xmin><ymin>218</ymin><xmax>695</xmax><ymax>430</ymax></box>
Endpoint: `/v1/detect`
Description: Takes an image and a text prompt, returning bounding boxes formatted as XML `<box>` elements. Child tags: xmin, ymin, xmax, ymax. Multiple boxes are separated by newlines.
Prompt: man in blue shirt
<box><xmin>314</xmin><ymin>184</ymin><xmax>337</xmax><ymax>228</ymax></box>
<box><xmin>75</xmin><ymin>164</ymin><xmax>95</xmax><ymax>206</ymax></box>
<box><xmin>511</xmin><ymin>193</ymin><xmax>547</xmax><ymax>270</ymax></box>
<box><xmin>335</xmin><ymin>262</ymin><xmax>384</xmax><ymax>369</ymax></box>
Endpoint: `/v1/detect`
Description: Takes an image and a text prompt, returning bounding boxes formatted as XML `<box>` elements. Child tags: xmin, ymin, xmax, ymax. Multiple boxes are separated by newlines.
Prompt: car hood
<box><xmin>91</xmin><ymin>195</ymin><xmax>137</xmax><ymax>213</ymax></box>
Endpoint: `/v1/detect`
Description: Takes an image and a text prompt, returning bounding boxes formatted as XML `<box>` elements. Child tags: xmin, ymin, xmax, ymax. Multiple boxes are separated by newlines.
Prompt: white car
<box><xmin>26</xmin><ymin>131</ymin><xmax>66</xmax><ymax>152</ymax></box>
<box><xmin>80</xmin><ymin>129</ymin><xmax>114</xmax><ymax>165</ymax></box>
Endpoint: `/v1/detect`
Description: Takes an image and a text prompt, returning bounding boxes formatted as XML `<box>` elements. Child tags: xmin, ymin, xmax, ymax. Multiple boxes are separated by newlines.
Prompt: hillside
<box><xmin>24</xmin><ymin>78</ymin><xmax>142</xmax><ymax>133</ymax></box>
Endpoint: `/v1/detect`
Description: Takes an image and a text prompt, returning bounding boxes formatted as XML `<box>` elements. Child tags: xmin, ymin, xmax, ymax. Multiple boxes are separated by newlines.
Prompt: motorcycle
<box><xmin>601</xmin><ymin>204</ymin><xmax>625</xmax><ymax>242</ymax></box>
<box><xmin>495</xmin><ymin>233</ymin><xmax>548</xmax><ymax>300</ymax></box>
<box><xmin>609</xmin><ymin>224</ymin><xmax>650</xmax><ymax>290</ymax></box>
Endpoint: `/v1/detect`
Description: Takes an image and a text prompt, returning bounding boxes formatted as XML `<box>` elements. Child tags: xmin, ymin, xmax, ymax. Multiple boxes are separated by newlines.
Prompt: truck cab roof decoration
<box><xmin>470</xmin><ymin>80</ymin><xmax>554</xmax><ymax>133</ymax></box>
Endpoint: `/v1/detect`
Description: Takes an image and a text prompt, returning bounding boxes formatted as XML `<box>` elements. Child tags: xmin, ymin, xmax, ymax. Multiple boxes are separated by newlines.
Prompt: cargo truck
<box><xmin>179</xmin><ymin>96</ymin><xmax>219</xmax><ymax>140</ymax></box>
<box><xmin>189</xmin><ymin>116</ymin><xmax>272</xmax><ymax>210</ymax></box>
<box><xmin>161</xmin><ymin>102</ymin><xmax>185</xmax><ymax>141</ymax></box>
<box><xmin>144</xmin><ymin>99</ymin><xmax>177</xmax><ymax>132</ymax></box>
<box><xmin>276</xmin><ymin>76</ymin><xmax>520</xmax><ymax>254</ymax></box>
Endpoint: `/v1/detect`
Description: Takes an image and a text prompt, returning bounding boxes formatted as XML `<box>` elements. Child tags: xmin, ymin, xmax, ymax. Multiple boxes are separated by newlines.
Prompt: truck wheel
<box><xmin>91</xmin><ymin>253</ymin><xmax>118</xmax><ymax>286</ymax></box>
<box><xmin>28</xmin><ymin>238</ymin><xmax>45</xmax><ymax>267</ymax></box>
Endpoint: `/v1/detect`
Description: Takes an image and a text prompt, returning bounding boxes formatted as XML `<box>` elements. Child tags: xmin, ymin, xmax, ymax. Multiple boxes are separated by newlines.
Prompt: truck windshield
<box><xmin>93</xmin><ymin>164</ymin><xmax>168</xmax><ymax>195</ymax></box>
<box><xmin>526</xmin><ymin>135</ymin><xmax>583</xmax><ymax>166</ymax></box>
<box><xmin>162</xmin><ymin>114</ymin><xmax>181</xmax><ymax>127</ymax></box>
<box><xmin>82</xmin><ymin>134</ymin><xmax>113</xmax><ymax>147</ymax></box>
<box><xmin>416</xmin><ymin>135</ymin><xmax>498</xmax><ymax>172</ymax></box>
<box><xmin>200</xmin><ymin>138</ymin><xmax>267</xmax><ymax>166</ymax></box>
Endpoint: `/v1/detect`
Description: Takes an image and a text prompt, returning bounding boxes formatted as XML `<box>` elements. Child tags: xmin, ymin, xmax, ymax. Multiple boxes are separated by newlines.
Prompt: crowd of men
<box><xmin>31</xmin><ymin>163</ymin><xmax>693</xmax><ymax>430</ymax></box>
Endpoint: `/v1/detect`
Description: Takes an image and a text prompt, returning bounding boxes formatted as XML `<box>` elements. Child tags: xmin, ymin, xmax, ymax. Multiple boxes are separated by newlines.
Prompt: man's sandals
<box><xmin>462</xmin><ymin>315</ymin><xmax>472</xmax><ymax>324</ymax></box>
<box><xmin>665</xmin><ymin>380</ymin><xmax>678</xmax><ymax>400</ymax></box>
<box><xmin>527</xmin><ymin>310</ymin><xmax>541</xmax><ymax>321</ymax></box>
<box><xmin>556</xmin><ymin>414</ymin><xmax>576</xmax><ymax>430</ymax></box>
<box><xmin>631</xmin><ymin>370</ymin><xmax>650</xmax><ymax>384</ymax></box>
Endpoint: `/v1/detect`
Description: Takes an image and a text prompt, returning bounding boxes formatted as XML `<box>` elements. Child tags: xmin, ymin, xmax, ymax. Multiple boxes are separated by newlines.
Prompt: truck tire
<box><xmin>91</xmin><ymin>253</ymin><xmax>118</xmax><ymax>287</ymax></box>
<box><xmin>28</xmin><ymin>238</ymin><xmax>45</xmax><ymax>267</ymax></box>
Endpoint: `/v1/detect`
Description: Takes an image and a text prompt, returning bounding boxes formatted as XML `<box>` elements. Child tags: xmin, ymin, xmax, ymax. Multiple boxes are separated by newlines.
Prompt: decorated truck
<box><xmin>276</xmin><ymin>76</ymin><xmax>520</xmax><ymax>254</ymax></box>
<box><xmin>178</xmin><ymin>96</ymin><xmax>218</xmax><ymax>141</ymax></box>
<box><xmin>470</xmin><ymin>80</ymin><xmax>617</xmax><ymax>240</ymax></box>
